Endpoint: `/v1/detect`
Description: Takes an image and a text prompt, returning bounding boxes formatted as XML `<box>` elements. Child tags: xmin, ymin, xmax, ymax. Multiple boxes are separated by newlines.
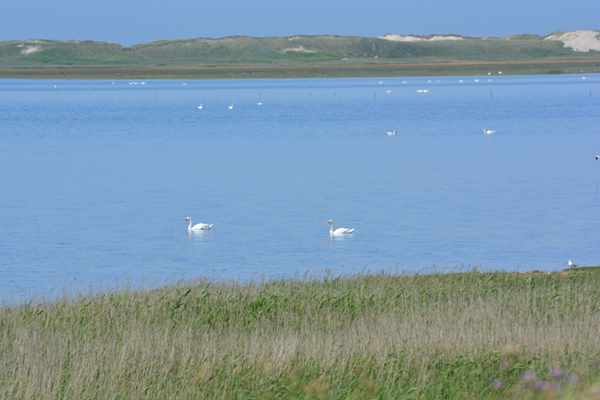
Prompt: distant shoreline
<box><xmin>1</xmin><ymin>59</ymin><xmax>599</xmax><ymax>80</ymax></box>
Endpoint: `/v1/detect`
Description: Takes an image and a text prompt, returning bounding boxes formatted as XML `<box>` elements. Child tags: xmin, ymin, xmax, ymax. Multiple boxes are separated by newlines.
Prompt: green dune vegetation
<box><xmin>1</xmin><ymin>31</ymin><xmax>599</xmax><ymax>79</ymax></box>
<box><xmin>2</xmin><ymin>268</ymin><xmax>600</xmax><ymax>399</ymax></box>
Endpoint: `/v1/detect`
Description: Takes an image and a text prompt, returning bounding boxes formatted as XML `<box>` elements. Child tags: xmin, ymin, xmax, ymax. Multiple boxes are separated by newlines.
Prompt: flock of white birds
<box><xmin>187</xmin><ymin>76</ymin><xmax>597</xmax><ymax>256</ymax></box>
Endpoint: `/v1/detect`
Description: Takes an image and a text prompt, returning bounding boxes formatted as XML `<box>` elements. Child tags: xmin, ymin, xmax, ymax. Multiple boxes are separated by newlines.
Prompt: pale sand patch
<box><xmin>19</xmin><ymin>45</ymin><xmax>44</xmax><ymax>55</ymax></box>
<box><xmin>282</xmin><ymin>46</ymin><xmax>314</xmax><ymax>53</ymax></box>
<box><xmin>544</xmin><ymin>30</ymin><xmax>600</xmax><ymax>52</ymax></box>
<box><xmin>378</xmin><ymin>34</ymin><xmax>464</xmax><ymax>42</ymax></box>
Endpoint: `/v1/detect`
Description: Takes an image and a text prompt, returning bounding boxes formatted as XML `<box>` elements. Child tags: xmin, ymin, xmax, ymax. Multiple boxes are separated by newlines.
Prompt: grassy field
<box><xmin>2</xmin><ymin>268</ymin><xmax>599</xmax><ymax>399</ymax></box>
<box><xmin>1</xmin><ymin>59</ymin><xmax>599</xmax><ymax>80</ymax></box>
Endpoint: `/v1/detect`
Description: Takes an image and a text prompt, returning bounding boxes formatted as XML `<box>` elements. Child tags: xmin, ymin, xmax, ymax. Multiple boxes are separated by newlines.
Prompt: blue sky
<box><xmin>1</xmin><ymin>0</ymin><xmax>598</xmax><ymax>46</ymax></box>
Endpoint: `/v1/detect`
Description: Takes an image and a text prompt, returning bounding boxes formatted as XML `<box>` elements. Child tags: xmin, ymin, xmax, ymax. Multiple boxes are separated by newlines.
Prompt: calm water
<box><xmin>1</xmin><ymin>75</ymin><xmax>599</xmax><ymax>297</ymax></box>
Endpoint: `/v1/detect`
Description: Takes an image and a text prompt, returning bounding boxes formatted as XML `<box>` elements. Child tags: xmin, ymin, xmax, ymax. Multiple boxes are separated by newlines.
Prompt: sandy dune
<box><xmin>544</xmin><ymin>30</ymin><xmax>600</xmax><ymax>52</ymax></box>
<box><xmin>378</xmin><ymin>34</ymin><xmax>464</xmax><ymax>42</ymax></box>
<box><xmin>379</xmin><ymin>30</ymin><xmax>600</xmax><ymax>53</ymax></box>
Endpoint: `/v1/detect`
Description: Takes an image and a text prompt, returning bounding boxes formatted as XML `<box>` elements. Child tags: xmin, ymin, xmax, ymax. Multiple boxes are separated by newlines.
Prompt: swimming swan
<box><xmin>328</xmin><ymin>220</ymin><xmax>354</xmax><ymax>236</ymax></box>
<box><xmin>185</xmin><ymin>217</ymin><xmax>213</xmax><ymax>231</ymax></box>
<box><xmin>483</xmin><ymin>129</ymin><xmax>495</xmax><ymax>134</ymax></box>
<box><xmin>386</xmin><ymin>130</ymin><xmax>397</xmax><ymax>136</ymax></box>
<box><xmin>229</xmin><ymin>103</ymin><xmax>234</xmax><ymax>109</ymax></box>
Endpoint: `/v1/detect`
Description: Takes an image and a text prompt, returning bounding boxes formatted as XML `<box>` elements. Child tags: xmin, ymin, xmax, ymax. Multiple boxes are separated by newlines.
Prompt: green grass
<box><xmin>2</xmin><ymin>268</ymin><xmax>599</xmax><ymax>399</ymax></box>
<box><xmin>1</xmin><ymin>59</ymin><xmax>599</xmax><ymax>80</ymax></box>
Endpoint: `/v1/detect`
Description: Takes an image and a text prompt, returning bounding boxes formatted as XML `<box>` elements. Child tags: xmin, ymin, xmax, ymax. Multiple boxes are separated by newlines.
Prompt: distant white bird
<box><xmin>198</xmin><ymin>104</ymin><xmax>203</xmax><ymax>109</ymax></box>
<box><xmin>328</xmin><ymin>220</ymin><xmax>354</xmax><ymax>236</ymax></box>
<box><xmin>185</xmin><ymin>217</ymin><xmax>213</xmax><ymax>231</ymax></box>
<box><xmin>565</xmin><ymin>260</ymin><xmax>578</xmax><ymax>268</ymax></box>
<box><xmin>386</xmin><ymin>130</ymin><xmax>397</xmax><ymax>136</ymax></box>
<box><xmin>378</xmin><ymin>81</ymin><xmax>384</xmax><ymax>84</ymax></box>
<box><xmin>257</xmin><ymin>102</ymin><xmax>263</xmax><ymax>105</ymax></box>
<box><xmin>483</xmin><ymin>129</ymin><xmax>495</xmax><ymax>134</ymax></box>
<box><xmin>229</xmin><ymin>103</ymin><xmax>234</xmax><ymax>109</ymax></box>
<box><xmin>387</xmin><ymin>90</ymin><xmax>392</xmax><ymax>93</ymax></box>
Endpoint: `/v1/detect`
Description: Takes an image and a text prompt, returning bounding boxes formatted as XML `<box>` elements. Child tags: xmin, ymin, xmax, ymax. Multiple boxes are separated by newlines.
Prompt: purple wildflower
<box><xmin>550</xmin><ymin>365</ymin><xmax>563</xmax><ymax>380</ymax></box>
<box><xmin>523</xmin><ymin>370</ymin><xmax>536</xmax><ymax>381</ymax></box>
<box><xmin>567</xmin><ymin>372</ymin><xmax>579</xmax><ymax>384</ymax></box>
<box><xmin>492</xmin><ymin>379</ymin><xmax>504</xmax><ymax>390</ymax></box>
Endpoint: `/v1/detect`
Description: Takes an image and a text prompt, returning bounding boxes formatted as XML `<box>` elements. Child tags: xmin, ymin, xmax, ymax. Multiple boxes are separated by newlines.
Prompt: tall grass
<box><xmin>2</xmin><ymin>269</ymin><xmax>599</xmax><ymax>399</ymax></box>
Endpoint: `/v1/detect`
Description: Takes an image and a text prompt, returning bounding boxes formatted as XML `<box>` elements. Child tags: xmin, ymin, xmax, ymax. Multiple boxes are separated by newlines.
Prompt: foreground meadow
<box><xmin>2</xmin><ymin>269</ymin><xmax>599</xmax><ymax>399</ymax></box>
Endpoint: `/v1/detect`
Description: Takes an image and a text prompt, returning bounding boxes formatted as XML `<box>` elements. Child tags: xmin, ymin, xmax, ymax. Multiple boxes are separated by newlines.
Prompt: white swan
<box><xmin>328</xmin><ymin>220</ymin><xmax>354</xmax><ymax>236</ymax></box>
<box><xmin>198</xmin><ymin>104</ymin><xmax>203</xmax><ymax>109</ymax></box>
<box><xmin>229</xmin><ymin>103</ymin><xmax>234</xmax><ymax>109</ymax></box>
<box><xmin>483</xmin><ymin>129</ymin><xmax>495</xmax><ymax>134</ymax></box>
<box><xmin>386</xmin><ymin>130</ymin><xmax>397</xmax><ymax>136</ymax></box>
<box><xmin>185</xmin><ymin>217</ymin><xmax>213</xmax><ymax>231</ymax></box>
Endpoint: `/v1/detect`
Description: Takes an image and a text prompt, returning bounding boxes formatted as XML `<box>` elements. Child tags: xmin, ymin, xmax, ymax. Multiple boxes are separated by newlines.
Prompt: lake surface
<box><xmin>1</xmin><ymin>75</ymin><xmax>599</xmax><ymax>297</ymax></box>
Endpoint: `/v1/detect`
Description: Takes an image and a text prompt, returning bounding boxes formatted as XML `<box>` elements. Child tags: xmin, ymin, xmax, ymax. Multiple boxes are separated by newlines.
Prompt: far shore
<box><xmin>1</xmin><ymin>59</ymin><xmax>599</xmax><ymax>80</ymax></box>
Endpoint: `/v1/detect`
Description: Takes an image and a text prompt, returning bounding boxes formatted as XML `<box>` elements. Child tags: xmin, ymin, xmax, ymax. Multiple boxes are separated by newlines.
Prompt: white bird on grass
<box><xmin>185</xmin><ymin>217</ymin><xmax>213</xmax><ymax>231</ymax></box>
<box><xmin>483</xmin><ymin>129</ymin><xmax>496</xmax><ymax>134</ymax></box>
<box><xmin>565</xmin><ymin>260</ymin><xmax>578</xmax><ymax>269</ymax></box>
<box><xmin>386</xmin><ymin>130</ymin><xmax>397</xmax><ymax>136</ymax></box>
<box><xmin>328</xmin><ymin>220</ymin><xmax>354</xmax><ymax>236</ymax></box>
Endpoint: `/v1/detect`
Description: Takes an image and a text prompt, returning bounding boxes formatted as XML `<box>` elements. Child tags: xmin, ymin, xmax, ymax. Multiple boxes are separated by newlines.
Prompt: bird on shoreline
<box><xmin>565</xmin><ymin>260</ymin><xmax>578</xmax><ymax>268</ymax></box>
<box><xmin>185</xmin><ymin>217</ymin><xmax>213</xmax><ymax>231</ymax></box>
<box><xmin>328</xmin><ymin>220</ymin><xmax>354</xmax><ymax>236</ymax></box>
